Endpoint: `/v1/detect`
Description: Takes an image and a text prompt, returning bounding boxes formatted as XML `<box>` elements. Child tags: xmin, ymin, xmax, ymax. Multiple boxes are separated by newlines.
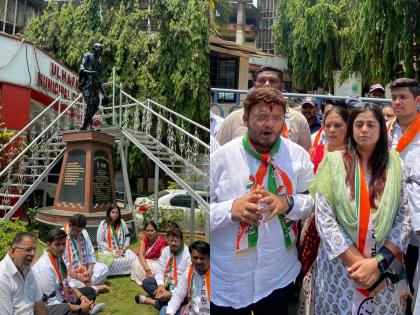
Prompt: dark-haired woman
<box><xmin>96</xmin><ymin>206</ymin><xmax>137</xmax><ymax>275</ymax></box>
<box><xmin>312</xmin><ymin>104</ymin><xmax>410</xmax><ymax>314</ymax></box>
<box><xmin>131</xmin><ymin>221</ymin><xmax>168</xmax><ymax>286</ymax></box>
<box><xmin>298</xmin><ymin>106</ymin><xmax>349</xmax><ymax>315</ymax></box>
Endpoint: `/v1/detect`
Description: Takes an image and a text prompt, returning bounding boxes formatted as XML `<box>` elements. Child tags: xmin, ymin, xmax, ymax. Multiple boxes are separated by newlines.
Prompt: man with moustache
<box><xmin>136</xmin><ymin>224</ymin><xmax>191</xmax><ymax>312</ymax></box>
<box><xmin>210</xmin><ymin>87</ymin><xmax>314</xmax><ymax>314</ymax></box>
<box><xmin>164</xmin><ymin>240</ymin><xmax>210</xmax><ymax>315</ymax></box>
<box><xmin>33</xmin><ymin>229</ymin><xmax>105</xmax><ymax>314</ymax></box>
<box><xmin>216</xmin><ymin>67</ymin><xmax>312</xmax><ymax>151</ymax></box>
<box><xmin>300</xmin><ymin>96</ymin><xmax>322</xmax><ymax>134</ymax></box>
<box><xmin>0</xmin><ymin>232</ymin><xmax>48</xmax><ymax>315</ymax></box>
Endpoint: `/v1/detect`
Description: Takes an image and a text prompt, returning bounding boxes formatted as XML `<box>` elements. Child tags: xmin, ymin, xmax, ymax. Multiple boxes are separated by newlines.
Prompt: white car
<box><xmin>135</xmin><ymin>189</ymin><xmax>208</xmax><ymax>210</ymax></box>
<box><xmin>134</xmin><ymin>189</ymin><xmax>209</xmax><ymax>231</ymax></box>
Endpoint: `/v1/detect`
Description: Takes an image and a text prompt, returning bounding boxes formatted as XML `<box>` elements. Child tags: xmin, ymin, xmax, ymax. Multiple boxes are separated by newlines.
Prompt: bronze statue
<box><xmin>78</xmin><ymin>43</ymin><xmax>106</xmax><ymax>130</ymax></box>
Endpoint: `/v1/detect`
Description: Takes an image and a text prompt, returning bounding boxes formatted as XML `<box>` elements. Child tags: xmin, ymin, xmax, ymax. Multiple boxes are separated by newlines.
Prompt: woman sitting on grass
<box><xmin>96</xmin><ymin>206</ymin><xmax>137</xmax><ymax>275</ymax></box>
<box><xmin>131</xmin><ymin>221</ymin><xmax>168</xmax><ymax>285</ymax></box>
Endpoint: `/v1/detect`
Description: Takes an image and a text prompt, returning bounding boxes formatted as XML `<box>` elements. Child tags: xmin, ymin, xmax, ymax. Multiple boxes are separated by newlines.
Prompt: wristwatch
<box><xmin>375</xmin><ymin>253</ymin><xmax>390</xmax><ymax>274</ymax></box>
<box><xmin>285</xmin><ymin>195</ymin><xmax>294</xmax><ymax>214</ymax></box>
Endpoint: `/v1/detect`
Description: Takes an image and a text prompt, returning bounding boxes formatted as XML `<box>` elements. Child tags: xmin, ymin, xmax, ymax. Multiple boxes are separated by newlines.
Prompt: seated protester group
<box><xmin>0</xmin><ymin>232</ymin><xmax>48</xmax><ymax>315</ymax></box>
<box><xmin>163</xmin><ymin>240</ymin><xmax>210</xmax><ymax>315</ymax></box>
<box><xmin>96</xmin><ymin>206</ymin><xmax>137</xmax><ymax>275</ymax></box>
<box><xmin>135</xmin><ymin>223</ymin><xmax>191</xmax><ymax>314</ymax></box>
<box><xmin>33</xmin><ymin>229</ymin><xmax>105</xmax><ymax>315</ymax></box>
<box><xmin>63</xmin><ymin>214</ymin><xmax>110</xmax><ymax>293</ymax></box>
<box><xmin>131</xmin><ymin>221</ymin><xmax>168</xmax><ymax>286</ymax></box>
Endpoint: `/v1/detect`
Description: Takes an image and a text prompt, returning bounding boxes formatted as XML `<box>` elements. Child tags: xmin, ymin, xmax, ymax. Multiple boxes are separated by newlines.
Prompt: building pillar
<box><xmin>236</xmin><ymin>1</ymin><xmax>246</xmax><ymax>45</ymax></box>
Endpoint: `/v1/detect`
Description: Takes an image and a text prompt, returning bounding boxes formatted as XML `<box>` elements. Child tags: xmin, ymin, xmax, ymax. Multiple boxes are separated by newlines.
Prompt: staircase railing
<box><xmin>114</xmin><ymin>89</ymin><xmax>210</xmax><ymax>193</ymax></box>
<box><xmin>0</xmin><ymin>94</ymin><xmax>84</xmax><ymax>219</ymax></box>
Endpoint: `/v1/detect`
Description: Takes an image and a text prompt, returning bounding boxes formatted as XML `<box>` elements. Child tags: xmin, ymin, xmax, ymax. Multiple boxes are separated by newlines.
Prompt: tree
<box><xmin>340</xmin><ymin>0</ymin><xmax>420</xmax><ymax>84</ymax></box>
<box><xmin>26</xmin><ymin>0</ymin><xmax>209</xmax><ymax>181</ymax></box>
<box><xmin>152</xmin><ymin>0</ymin><xmax>210</xmax><ymax>126</ymax></box>
<box><xmin>273</xmin><ymin>0</ymin><xmax>420</xmax><ymax>90</ymax></box>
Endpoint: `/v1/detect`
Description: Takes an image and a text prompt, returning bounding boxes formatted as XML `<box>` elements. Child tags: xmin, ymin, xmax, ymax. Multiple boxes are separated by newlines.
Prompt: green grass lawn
<box><xmin>36</xmin><ymin>240</ymin><xmax>158</xmax><ymax>315</ymax></box>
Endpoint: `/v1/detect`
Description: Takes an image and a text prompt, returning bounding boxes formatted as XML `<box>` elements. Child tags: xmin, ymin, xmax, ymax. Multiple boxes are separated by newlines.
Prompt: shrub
<box><xmin>0</xmin><ymin>220</ymin><xmax>28</xmax><ymax>259</ymax></box>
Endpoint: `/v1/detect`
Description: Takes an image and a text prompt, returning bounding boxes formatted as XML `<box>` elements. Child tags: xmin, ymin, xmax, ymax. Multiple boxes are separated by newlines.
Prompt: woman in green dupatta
<box><xmin>312</xmin><ymin>103</ymin><xmax>410</xmax><ymax>315</ymax></box>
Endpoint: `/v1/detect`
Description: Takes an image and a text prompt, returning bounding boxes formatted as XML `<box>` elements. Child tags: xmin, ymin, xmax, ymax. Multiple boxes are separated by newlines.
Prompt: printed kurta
<box><xmin>96</xmin><ymin>219</ymin><xmax>136</xmax><ymax>275</ymax></box>
<box><xmin>313</xmin><ymin>165</ymin><xmax>411</xmax><ymax>315</ymax></box>
<box><xmin>62</xmin><ymin>227</ymin><xmax>109</xmax><ymax>288</ymax></box>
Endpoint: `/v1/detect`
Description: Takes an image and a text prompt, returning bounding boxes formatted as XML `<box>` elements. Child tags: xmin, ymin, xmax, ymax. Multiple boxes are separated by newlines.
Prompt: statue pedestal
<box><xmin>53</xmin><ymin>130</ymin><xmax>116</xmax><ymax>213</ymax></box>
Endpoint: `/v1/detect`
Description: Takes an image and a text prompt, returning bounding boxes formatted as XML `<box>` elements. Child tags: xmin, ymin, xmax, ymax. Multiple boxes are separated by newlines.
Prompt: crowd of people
<box><xmin>0</xmin><ymin>210</ymin><xmax>210</xmax><ymax>315</ymax></box>
<box><xmin>210</xmin><ymin>67</ymin><xmax>420</xmax><ymax>315</ymax></box>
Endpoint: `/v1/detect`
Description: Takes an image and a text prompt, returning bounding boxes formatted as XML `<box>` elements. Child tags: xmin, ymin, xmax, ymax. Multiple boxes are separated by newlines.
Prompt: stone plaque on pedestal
<box><xmin>54</xmin><ymin>131</ymin><xmax>116</xmax><ymax>213</ymax></box>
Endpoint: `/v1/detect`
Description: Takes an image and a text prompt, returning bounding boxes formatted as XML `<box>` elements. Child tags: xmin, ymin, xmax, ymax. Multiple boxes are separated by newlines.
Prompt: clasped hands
<box><xmin>154</xmin><ymin>285</ymin><xmax>171</xmax><ymax>302</ymax></box>
<box><xmin>231</xmin><ymin>184</ymin><xmax>289</xmax><ymax>226</ymax></box>
<box><xmin>347</xmin><ymin>258</ymin><xmax>384</xmax><ymax>295</ymax></box>
<box><xmin>76</xmin><ymin>267</ymin><xmax>93</xmax><ymax>284</ymax></box>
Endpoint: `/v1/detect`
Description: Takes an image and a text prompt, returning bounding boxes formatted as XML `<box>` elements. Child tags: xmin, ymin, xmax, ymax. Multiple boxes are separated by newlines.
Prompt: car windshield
<box><xmin>147</xmin><ymin>190</ymin><xmax>170</xmax><ymax>200</ymax></box>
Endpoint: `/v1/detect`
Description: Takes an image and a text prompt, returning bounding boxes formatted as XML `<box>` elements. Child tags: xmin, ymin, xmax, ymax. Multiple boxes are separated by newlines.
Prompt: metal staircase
<box><xmin>0</xmin><ymin>77</ymin><xmax>210</xmax><ymax>227</ymax></box>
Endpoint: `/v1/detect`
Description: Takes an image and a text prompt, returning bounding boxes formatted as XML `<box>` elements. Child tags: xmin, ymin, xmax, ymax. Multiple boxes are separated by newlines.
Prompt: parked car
<box><xmin>134</xmin><ymin>189</ymin><xmax>209</xmax><ymax>231</ymax></box>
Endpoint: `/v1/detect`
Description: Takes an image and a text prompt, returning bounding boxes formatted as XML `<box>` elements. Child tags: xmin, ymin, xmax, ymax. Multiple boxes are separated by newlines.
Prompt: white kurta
<box><xmin>406</xmin><ymin>147</ymin><xmax>420</xmax><ymax>313</ymax></box>
<box><xmin>388</xmin><ymin>120</ymin><xmax>420</xmax><ymax>161</ymax></box>
<box><xmin>166</xmin><ymin>267</ymin><xmax>210</xmax><ymax>315</ymax></box>
<box><xmin>33</xmin><ymin>250</ymin><xmax>68</xmax><ymax>305</ymax></box>
<box><xmin>62</xmin><ymin>228</ymin><xmax>109</xmax><ymax>288</ymax></box>
<box><xmin>96</xmin><ymin>219</ymin><xmax>137</xmax><ymax>275</ymax></box>
<box><xmin>210</xmin><ymin>136</ymin><xmax>314</xmax><ymax>309</ymax></box>
<box><xmin>155</xmin><ymin>245</ymin><xmax>191</xmax><ymax>291</ymax></box>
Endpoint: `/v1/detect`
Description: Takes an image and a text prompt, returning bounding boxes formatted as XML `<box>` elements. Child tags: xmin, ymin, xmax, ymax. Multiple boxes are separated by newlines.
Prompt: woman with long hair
<box><xmin>312</xmin><ymin>103</ymin><xmax>410</xmax><ymax>314</ymax></box>
<box><xmin>96</xmin><ymin>206</ymin><xmax>137</xmax><ymax>275</ymax></box>
<box><xmin>298</xmin><ymin>106</ymin><xmax>349</xmax><ymax>315</ymax></box>
<box><xmin>130</xmin><ymin>221</ymin><xmax>168</xmax><ymax>286</ymax></box>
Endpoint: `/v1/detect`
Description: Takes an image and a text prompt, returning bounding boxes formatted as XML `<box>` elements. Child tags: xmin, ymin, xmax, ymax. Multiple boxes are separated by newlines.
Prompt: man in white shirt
<box><xmin>215</xmin><ymin>67</ymin><xmax>312</xmax><ymax>151</ymax></box>
<box><xmin>136</xmin><ymin>224</ymin><xmax>191</xmax><ymax>312</ymax></box>
<box><xmin>211</xmin><ymin>87</ymin><xmax>314</xmax><ymax>314</ymax></box>
<box><xmin>163</xmin><ymin>240</ymin><xmax>210</xmax><ymax>315</ymax></box>
<box><xmin>0</xmin><ymin>232</ymin><xmax>48</xmax><ymax>315</ymax></box>
<box><xmin>33</xmin><ymin>228</ymin><xmax>105</xmax><ymax>315</ymax></box>
<box><xmin>62</xmin><ymin>214</ymin><xmax>109</xmax><ymax>293</ymax></box>
<box><xmin>387</xmin><ymin>78</ymin><xmax>420</xmax><ymax>311</ymax></box>
<box><xmin>210</xmin><ymin>111</ymin><xmax>225</xmax><ymax>137</ymax></box>
<box><xmin>406</xmin><ymin>148</ymin><xmax>420</xmax><ymax>314</ymax></box>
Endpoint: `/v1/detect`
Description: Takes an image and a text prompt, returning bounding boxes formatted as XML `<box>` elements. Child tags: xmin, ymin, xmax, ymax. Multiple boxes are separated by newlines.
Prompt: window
<box><xmin>170</xmin><ymin>195</ymin><xmax>192</xmax><ymax>208</ymax></box>
<box><xmin>211</xmin><ymin>52</ymin><xmax>239</xmax><ymax>103</ymax></box>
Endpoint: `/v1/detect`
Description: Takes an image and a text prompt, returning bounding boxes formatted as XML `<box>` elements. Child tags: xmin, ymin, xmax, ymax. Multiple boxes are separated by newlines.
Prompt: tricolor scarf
<box><xmin>180</xmin><ymin>266</ymin><xmax>210</xmax><ymax>315</ymax></box>
<box><xmin>388</xmin><ymin>113</ymin><xmax>420</xmax><ymax>153</ymax></box>
<box><xmin>164</xmin><ymin>245</ymin><xmax>185</xmax><ymax>291</ymax></box>
<box><xmin>63</xmin><ymin>224</ymin><xmax>87</xmax><ymax>273</ymax></box>
<box><xmin>107</xmin><ymin>220</ymin><xmax>126</xmax><ymax>250</ymax></box>
<box><xmin>47</xmin><ymin>251</ymin><xmax>77</xmax><ymax>304</ymax></box>
<box><xmin>352</xmin><ymin>159</ymin><xmax>376</xmax><ymax>314</ymax></box>
<box><xmin>312</xmin><ymin>126</ymin><xmax>324</xmax><ymax>147</ymax></box>
<box><xmin>236</xmin><ymin>133</ymin><xmax>297</xmax><ymax>254</ymax></box>
<box><xmin>310</xmin><ymin>151</ymin><xmax>409</xmax><ymax>314</ymax></box>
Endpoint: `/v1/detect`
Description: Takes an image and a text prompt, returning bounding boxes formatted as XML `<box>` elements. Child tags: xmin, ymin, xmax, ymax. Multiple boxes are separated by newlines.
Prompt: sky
<box><xmin>253</xmin><ymin>0</ymin><xmax>258</xmax><ymax>7</ymax></box>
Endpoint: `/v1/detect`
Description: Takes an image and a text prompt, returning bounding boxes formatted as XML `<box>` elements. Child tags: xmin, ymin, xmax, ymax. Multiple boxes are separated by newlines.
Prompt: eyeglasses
<box><xmin>254</xmin><ymin>114</ymin><xmax>285</xmax><ymax>123</ymax></box>
<box><xmin>14</xmin><ymin>247</ymin><xmax>37</xmax><ymax>254</ymax></box>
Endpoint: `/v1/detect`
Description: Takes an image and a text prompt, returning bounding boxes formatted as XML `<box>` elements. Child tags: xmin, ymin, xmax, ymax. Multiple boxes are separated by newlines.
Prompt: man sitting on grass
<box><xmin>163</xmin><ymin>240</ymin><xmax>210</xmax><ymax>315</ymax></box>
<box><xmin>62</xmin><ymin>214</ymin><xmax>110</xmax><ymax>294</ymax></box>
<box><xmin>0</xmin><ymin>232</ymin><xmax>48</xmax><ymax>315</ymax></box>
<box><xmin>135</xmin><ymin>224</ymin><xmax>191</xmax><ymax>314</ymax></box>
<box><xmin>33</xmin><ymin>228</ymin><xmax>105</xmax><ymax>314</ymax></box>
